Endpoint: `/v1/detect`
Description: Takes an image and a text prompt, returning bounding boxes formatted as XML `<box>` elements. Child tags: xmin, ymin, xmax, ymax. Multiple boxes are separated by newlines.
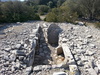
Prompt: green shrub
<box><xmin>45</xmin><ymin>6</ymin><xmax>78</xmax><ymax>23</ymax></box>
<box><xmin>0</xmin><ymin>1</ymin><xmax>40</xmax><ymax>23</ymax></box>
<box><xmin>95</xmin><ymin>22</ymin><xmax>100</xmax><ymax>28</ymax></box>
<box><xmin>38</xmin><ymin>5</ymin><xmax>49</xmax><ymax>15</ymax></box>
<box><xmin>45</xmin><ymin>12</ymin><xmax>57</xmax><ymax>22</ymax></box>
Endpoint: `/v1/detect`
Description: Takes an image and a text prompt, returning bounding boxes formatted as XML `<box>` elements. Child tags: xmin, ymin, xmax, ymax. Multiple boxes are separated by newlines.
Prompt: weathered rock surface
<box><xmin>53</xmin><ymin>72</ymin><xmax>67</xmax><ymax>75</ymax></box>
<box><xmin>47</xmin><ymin>24</ymin><xmax>62</xmax><ymax>45</ymax></box>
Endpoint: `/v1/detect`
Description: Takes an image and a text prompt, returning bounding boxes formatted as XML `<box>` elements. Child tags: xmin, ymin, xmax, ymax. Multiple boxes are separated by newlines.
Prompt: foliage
<box><xmin>38</xmin><ymin>5</ymin><xmax>50</xmax><ymax>15</ymax></box>
<box><xmin>95</xmin><ymin>22</ymin><xmax>100</xmax><ymax>28</ymax></box>
<box><xmin>27</xmin><ymin>0</ymin><xmax>66</xmax><ymax>7</ymax></box>
<box><xmin>0</xmin><ymin>1</ymin><xmax>40</xmax><ymax>23</ymax></box>
<box><xmin>45</xmin><ymin>12</ymin><xmax>57</xmax><ymax>22</ymax></box>
<box><xmin>57</xmin><ymin>0</ymin><xmax>66</xmax><ymax>7</ymax></box>
<box><xmin>47</xmin><ymin>1</ymin><xmax>53</xmax><ymax>8</ymax></box>
<box><xmin>79</xmin><ymin>0</ymin><xmax>100</xmax><ymax>20</ymax></box>
<box><xmin>0</xmin><ymin>0</ymin><xmax>100</xmax><ymax>24</ymax></box>
<box><xmin>45</xmin><ymin>6</ymin><xmax>78</xmax><ymax>23</ymax></box>
<box><xmin>62</xmin><ymin>0</ymin><xmax>100</xmax><ymax>20</ymax></box>
<box><xmin>27</xmin><ymin>0</ymin><xmax>50</xmax><ymax>5</ymax></box>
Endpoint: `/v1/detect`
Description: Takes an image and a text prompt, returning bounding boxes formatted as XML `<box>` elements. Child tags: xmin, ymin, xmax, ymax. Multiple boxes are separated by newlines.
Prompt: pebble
<box><xmin>21</xmin><ymin>64</ymin><xmax>26</xmax><ymax>69</ymax></box>
<box><xmin>11</xmin><ymin>66</ymin><xmax>15</xmax><ymax>71</ymax></box>
<box><xmin>87</xmin><ymin>35</ymin><xmax>92</xmax><ymax>38</ymax></box>
<box><xmin>77</xmin><ymin>60</ymin><xmax>83</xmax><ymax>66</ymax></box>
<box><xmin>88</xmin><ymin>68</ymin><xmax>97</xmax><ymax>75</ymax></box>
<box><xmin>33</xmin><ymin>65</ymin><xmax>43</xmax><ymax>71</ymax></box>
<box><xmin>5</xmin><ymin>47</ymin><xmax>11</xmax><ymax>52</ymax></box>
<box><xmin>18</xmin><ymin>56</ymin><xmax>24</xmax><ymax>61</ymax></box>
<box><xmin>86</xmin><ymin>50</ymin><xmax>94</xmax><ymax>56</ymax></box>
<box><xmin>9</xmin><ymin>54</ymin><xmax>16</xmax><ymax>61</ymax></box>
<box><xmin>15</xmin><ymin>62</ymin><xmax>21</xmax><ymax>69</ymax></box>
<box><xmin>11</xmin><ymin>50</ymin><xmax>25</xmax><ymax>56</ymax></box>
<box><xmin>15</xmin><ymin>44</ymin><xmax>21</xmax><ymax>49</ymax></box>
<box><xmin>25</xmin><ymin>66</ymin><xmax>32</xmax><ymax>75</ymax></box>
<box><xmin>4</xmin><ymin>55</ymin><xmax>9</xmax><ymax>61</ymax></box>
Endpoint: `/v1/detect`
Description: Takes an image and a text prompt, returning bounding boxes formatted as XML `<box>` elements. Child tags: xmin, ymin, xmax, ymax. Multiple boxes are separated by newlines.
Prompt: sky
<box><xmin>20</xmin><ymin>0</ymin><xmax>24</xmax><ymax>1</ymax></box>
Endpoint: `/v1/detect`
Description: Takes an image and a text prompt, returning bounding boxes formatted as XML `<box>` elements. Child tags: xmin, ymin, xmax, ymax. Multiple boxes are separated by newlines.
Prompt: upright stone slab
<box><xmin>47</xmin><ymin>24</ymin><xmax>62</xmax><ymax>45</ymax></box>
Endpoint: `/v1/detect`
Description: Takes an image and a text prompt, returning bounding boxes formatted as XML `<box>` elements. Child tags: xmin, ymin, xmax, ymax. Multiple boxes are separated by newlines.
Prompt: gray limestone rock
<box><xmin>25</xmin><ymin>66</ymin><xmax>32</xmax><ymax>75</ymax></box>
<box><xmin>33</xmin><ymin>65</ymin><xmax>43</xmax><ymax>71</ymax></box>
<box><xmin>47</xmin><ymin>24</ymin><xmax>62</xmax><ymax>45</ymax></box>
<box><xmin>11</xmin><ymin>66</ymin><xmax>15</xmax><ymax>71</ymax></box>
<box><xmin>4</xmin><ymin>47</ymin><xmax>11</xmax><ymax>52</ymax></box>
<box><xmin>53</xmin><ymin>72</ymin><xmax>67</xmax><ymax>75</ymax></box>
<box><xmin>21</xmin><ymin>64</ymin><xmax>27</xmax><ymax>69</ymax></box>
<box><xmin>11</xmin><ymin>50</ymin><xmax>26</xmax><ymax>56</ymax></box>
<box><xmin>94</xmin><ymin>67</ymin><xmax>99</xmax><ymax>74</ymax></box>
<box><xmin>9</xmin><ymin>54</ymin><xmax>16</xmax><ymax>61</ymax></box>
<box><xmin>87</xmin><ymin>35</ymin><xmax>92</xmax><ymax>38</ymax></box>
<box><xmin>15</xmin><ymin>44</ymin><xmax>21</xmax><ymax>49</ymax></box>
<box><xmin>18</xmin><ymin>56</ymin><xmax>24</xmax><ymax>61</ymax></box>
<box><xmin>88</xmin><ymin>68</ymin><xmax>97</xmax><ymax>75</ymax></box>
<box><xmin>3</xmin><ymin>55</ymin><xmax>9</xmax><ymax>61</ymax></box>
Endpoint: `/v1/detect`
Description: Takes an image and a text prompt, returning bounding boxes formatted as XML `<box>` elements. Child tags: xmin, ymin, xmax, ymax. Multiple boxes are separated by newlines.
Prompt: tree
<box><xmin>45</xmin><ymin>6</ymin><xmax>78</xmax><ymax>22</ymax></box>
<box><xmin>62</xmin><ymin>0</ymin><xmax>100</xmax><ymax>20</ymax></box>
<box><xmin>47</xmin><ymin>1</ymin><xmax>53</xmax><ymax>8</ymax></box>
<box><xmin>38</xmin><ymin>5</ymin><xmax>49</xmax><ymax>15</ymax></box>
<box><xmin>57</xmin><ymin>0</ymin><xmax>65</xmax><ymax>7</ymax></box>
<box><xmin>27</xmin><ymin>0</ymin><xmax>50</xmax><ymax>5</ymax></box>
<box><xmin>0</xmin><ymin>1</ymin><xmax>40</xmax><ymax>23</ymax></box>
<box><xmin>79</xmin><ymin>0</ymin><xmax>100</xmax><ymax>19</ymax></box>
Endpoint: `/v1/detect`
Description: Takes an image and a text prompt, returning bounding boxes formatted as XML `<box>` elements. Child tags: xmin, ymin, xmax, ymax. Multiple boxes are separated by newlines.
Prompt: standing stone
<box><xmin>47</xmin><ymin>24</ymin><xmax>62</xmax><ymax>45</ymax></box>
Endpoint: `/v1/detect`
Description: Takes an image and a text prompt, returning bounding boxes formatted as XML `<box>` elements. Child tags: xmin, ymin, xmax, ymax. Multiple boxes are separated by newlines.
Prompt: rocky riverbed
<box><xmin>0</xmin><ymin>21</ymin><xmax>100</xmax><ymax>75</ymax></box>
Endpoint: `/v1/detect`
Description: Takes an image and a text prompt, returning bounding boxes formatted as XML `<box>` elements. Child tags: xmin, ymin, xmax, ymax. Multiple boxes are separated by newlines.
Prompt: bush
<box><xmin>45</xmin><ymin>12</ymin><xmax>57</xmax><ymax>22</ymax></box>
<box><xmin>62</xmin><ymin>0</ymin><xmax>100</xmax><ymax>20</ymax></box>
<box><xmin>95</xmin><ymin>22</ymin><xmax>100</xmax><ymax>28</ymax></box>
<box><xmin>45</xmin><ymin>6</ymin><xmax>78</xmax><ymax>23</ymax></box>
<box><xmin>0</xmin><ymin>1</ymin><xmax>40</xmax><ymax>23</ymax></box>
<box><xmin>38</xmin><ymin>5</ymin><xmax>50</xmax><ymax>15</ymax></box>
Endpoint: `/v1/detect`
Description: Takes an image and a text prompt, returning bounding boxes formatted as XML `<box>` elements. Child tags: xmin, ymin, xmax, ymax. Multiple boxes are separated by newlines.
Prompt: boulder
<box><xmin>47</xmin><ymin>24</ymin><xmax>62</xmax><ymax>45</ymax></box>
